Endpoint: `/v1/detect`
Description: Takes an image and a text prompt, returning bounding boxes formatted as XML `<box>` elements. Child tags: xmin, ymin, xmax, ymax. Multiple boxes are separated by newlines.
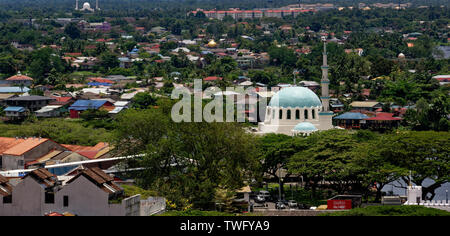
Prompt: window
<box><xmin>286</xmin><ymin>110</ymin><xmax>291</xmax><ymax>120</ymax></box>
<box><xmin>45</xmin><ymin>192</ymin><xmax>55</xmax><ymax>204</ymax></box>
<box><xmin>63</xmin><ymin>196</ymin><xmax>69</xmax><ymax>207</ymax></box>
<box><xmin>312</xmin><ymin>109</ymin><xmax>316</xmax><ymax>119</ymax></box>
<box><xmin>17</xmin><ymin>160</ymin><xmax>24</xmax><ymax>167</ymax></box>
<box><xmin>279</xmin><ymin>110</ymin><xmax>283</xmax><ymax>119</ymax></box>
<box><xmin>3</xmin><ymin>195</ymin><xmax>12</xmax><ymax>204</ymax></box>
<box><xmin>295</xmin><ymin>110</ymin><xmax>300</xmax><ymax>120</ymax></box>
<box><xmin>304</xmin><ymin>110</ymin><xmax>308</xmax><ymax>119</ymax></box>
<box><xmin>0</xmin><ymin>157</ymin><xmax>2</xmax><ymax>168</ymax></box>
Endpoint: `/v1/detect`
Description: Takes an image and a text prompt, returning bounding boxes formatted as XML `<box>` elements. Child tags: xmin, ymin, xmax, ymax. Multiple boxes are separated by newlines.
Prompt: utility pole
<box><xmin>277</xmin><ymin>163</ymin><xmax>282</xmax><ymax>202</ymax></box>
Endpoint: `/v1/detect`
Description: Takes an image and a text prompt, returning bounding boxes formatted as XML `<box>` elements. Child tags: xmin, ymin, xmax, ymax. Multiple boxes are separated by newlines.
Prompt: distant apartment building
<box><xmin>189</xmin><ymin>9</ymin><xmax>315</xmax><ymax>20</ymax></box>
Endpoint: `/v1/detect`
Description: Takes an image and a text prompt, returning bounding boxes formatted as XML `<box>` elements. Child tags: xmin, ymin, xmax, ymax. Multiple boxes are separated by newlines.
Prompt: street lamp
<box><xmin>277</xmin><ymin>163</ymin><xmax>282</xmax><ymax>202</ymax></box>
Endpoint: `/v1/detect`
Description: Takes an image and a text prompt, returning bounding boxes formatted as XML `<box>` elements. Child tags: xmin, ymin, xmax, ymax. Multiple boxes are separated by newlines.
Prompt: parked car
<box><xmin>275</xmin><ymin>201</ymin><xmax>286</xmax><ymax>210</ymax></box>
<box><xmin>259</xmin><ymin>190</ymin><xmax>271</xmax><ymax>201</ymax></box>
<box><xmin>287</xmin><ymin>200</ymin><xmax>298</xmax><ymax>209</ymax></box>
<box><xmin>255</xmin><ymin>195</ymin><xmax>266</xmax><ymax>203</ymax></box>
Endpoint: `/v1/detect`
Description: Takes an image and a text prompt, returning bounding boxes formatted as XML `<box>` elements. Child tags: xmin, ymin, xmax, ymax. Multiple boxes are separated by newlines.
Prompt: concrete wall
<box><xmin>54</xmin><ymin>175</ymin><xmax>110</xmax><ymax>216</ymax></box>
<box><xmin>140</xmin><ymin>197</ymin><xmax>166</xmax><ymax>216</ymax></box>
<box><xmin>0</xmin><ymin>177</ymin><xmax>44</xmax><ymax>216</ymax></box>
<box><xmin>1</xmin><ymin>155</ymin><xmax>25</xmax><ymax>170</ymax></box>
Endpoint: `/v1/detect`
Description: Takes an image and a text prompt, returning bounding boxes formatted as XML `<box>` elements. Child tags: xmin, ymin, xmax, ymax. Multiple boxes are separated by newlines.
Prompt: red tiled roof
<box><xmin>51</xmin><ymin>96</ymin><xmax>73</xmax><ymax>104</ymax></box>
<box><xmin>203</xmin><ymin>76</ymin><xmax>222</xmax><ymax>81</ymax></box>
<box><xmin>2</xmin><ymin>138</ymin><xmax>50</xmax><ymax>156</ymax></box>
<box><xmin>6</xmin><ymin>74</ymin><xmax>33</xmax><ymax>81</ymax></box>
<box><xmin>365</xmin><ymin>112</ymin><xmax>402</xmax><ymax>121</ymax></box>
<box><xmin>61</xmin><ymin>142</ymin><xmax>109</xmax><ymax>160</ymax></box>
<box><xmin>65</xmin><ymin>52</ymin><xmax>82</xmax><ymax>57</ymax></box>
<box><xmin>89</xmin><ymin>77</ymin><xmax>115</xmax><ymax>84</ymax></box>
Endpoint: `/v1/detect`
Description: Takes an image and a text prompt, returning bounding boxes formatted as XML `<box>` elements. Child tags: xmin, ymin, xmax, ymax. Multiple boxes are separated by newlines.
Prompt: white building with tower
<box><xmin>258</xmin><ymin>43</ymin><xmax>334</xmax><ymax>136</ymax></box>
<box><xmin>75</xmin><ymin>0</ymin><xmax>100</xmax><ymax>12</ymax></box>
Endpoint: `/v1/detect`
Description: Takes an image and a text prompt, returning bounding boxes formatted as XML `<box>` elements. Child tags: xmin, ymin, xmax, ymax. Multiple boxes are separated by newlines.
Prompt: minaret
<box><xmin>321</xmin><ymin>42</ymin><xmax>330</xmax><ymax>112</ymax></box>
<box><xmin>96</xmin><ymin>0</ymin><xmax>100</xmax><ymax>10</ymax></box>
<box><xmin>75</xmin><ymin>0</ymin><xmax>79</xmax><ymax>10</ymax></box>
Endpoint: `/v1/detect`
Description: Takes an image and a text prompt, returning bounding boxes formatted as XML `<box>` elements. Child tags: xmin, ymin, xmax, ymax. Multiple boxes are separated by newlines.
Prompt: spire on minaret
<box><xmin>320</xmin><ymin>42</ymin><xmax>330</xmax><ymax>112</ymax></box>
<box><xmin>96</xmin><ymin>0</ymin><xmax>100</xmax><ymax>10</ymax></box>
<box><xmin>75</xmin><ymin>0</ymin><xmax>79</xmax><ymax>10</ymax></box>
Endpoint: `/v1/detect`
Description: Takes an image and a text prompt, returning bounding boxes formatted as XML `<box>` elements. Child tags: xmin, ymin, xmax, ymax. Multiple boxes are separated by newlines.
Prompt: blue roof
<box><xmin>0</xmin><ymin>87</ymin><xmax>30</xmax><ymax>93</ymax></box>
<box><xmin>4</xmin><ymin>106</ymin><xmax>25</xmax><ymax>112</ymax></box>
<box><xmin>333</xmin><ymin>112</ymin><xmax>369</xmax><ymax>120</ymax></box>
<box><xmin>293</xmin><ymin>122</ymin><xmax>318</xmax><ymax>131</ymax></box>
<box><xmin>269</xmin><ymin>87</ymin><xmax>322</xmax><ymax>108</ymax></box>
<box><xmin>87</xmin><ymin>82</ymin><xmax>112</xmax><ymax>87</ymax></box>
<box><xmin>118</xmin><ymin>57</ymin><xmax>131</xmax><ymax>62</ymax></box>
<box><xmin>69</xmin><ymin>100</ymin><xmax>108</xmax><ymax>111</ymax></box>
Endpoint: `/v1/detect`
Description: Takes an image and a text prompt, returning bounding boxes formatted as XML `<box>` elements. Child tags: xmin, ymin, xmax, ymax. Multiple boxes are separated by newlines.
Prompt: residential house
<box><xmin>0</xmin><ymin>168</ymin><xmax>140</xmax><ymax>216</ymax></box>
<box><xmin>35</xmin><ymin>105</ymin><xmax>64</xmax><ymax>118</ymax></box>
<box><xmin>4</xmin><ymin>96</ymin><xmax>55</xmax><ymax>112</ymax></box>
<box><xmin>5</xmin><ymin>73</ymin><xmax>33</xmax><ymax>87</ymax></box>
<box><xmin>68</xmin><ymin>100</ymin><xmax>115</xmax><ymax>118</ymax></box>
<box><xmin>118</xmin><ymin>57</ymin><xmax>132</xmax><ymax>68</ymax></box>
<box><xmin>333</xmin><ymin>112</ymin><xmax>369</xmax><ymax>129</ymax></box>
<box><xmin>364</xmin><ymin>112</ymin><xmax>402</xmax><ymax>130</ymax></box>
<box><xmin>3</xmin><ymin>106</ymin><xmax>27</xmax><ymax>119</ymax></box>
<box><xmin>349</xmin><ymin>101</ymin><xmax>382</xmax><ymax>112</ymax></box>
<box><xmin>0</xmin><ymin>137</ymin><xmax>68</xmax><ymax>170</ymax></box>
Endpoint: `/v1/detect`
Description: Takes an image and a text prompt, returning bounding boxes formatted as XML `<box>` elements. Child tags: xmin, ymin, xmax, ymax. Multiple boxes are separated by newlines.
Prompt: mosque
<box><xmin>258</xmin><ymin>43</ymin><xmax>334</xmax><ymax>136</ymax></box>
<box><xmin>75</xmin><ymin>0</ymin><xmax>100</xmax><ymax>12</ymax></box>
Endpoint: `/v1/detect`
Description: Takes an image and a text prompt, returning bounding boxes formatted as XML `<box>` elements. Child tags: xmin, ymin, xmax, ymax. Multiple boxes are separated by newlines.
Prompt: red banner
<box><xmin>327</xmin><ymin>200</ymin><xmax>352</xmax><ymax>210</ymax></box>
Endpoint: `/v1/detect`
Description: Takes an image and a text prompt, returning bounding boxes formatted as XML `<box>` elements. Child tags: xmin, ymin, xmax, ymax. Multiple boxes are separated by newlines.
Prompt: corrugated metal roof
<box><xmin>4</xmin><ymin>106</ymin><xmax>26</xmax><ymax>112</ymax></box>
<box><xmin>333</xmin><ymin>112</ymin><xmax>369</xmax><ymax>120</ymax></box>
<box><xmin>350</xmin><ymin>101</ymin><xmax>381</xmax><ymax>108</ymax></box>
<box><xmin>3</xmin><ymin>138</ymin><xmax>50</xmax><ymax>156</ymax></box>
<box><xmin>0</xmin><ymin>87</ymin><xmax>30</xmax><ymax>93</ymax></box>
<box><xmin>69</xmin><ymin>100</ymin><xmax>108</xmax><ymax>111</ymax></box>
<box><xmin>7</xmin><ymin>96</ymin><xmax>54</xmax><ymax>101</ymax></box>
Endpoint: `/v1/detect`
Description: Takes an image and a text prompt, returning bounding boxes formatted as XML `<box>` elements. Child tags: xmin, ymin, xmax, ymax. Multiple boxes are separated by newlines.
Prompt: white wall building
<box><xmin>258</xmin><ymin>43</ymin><xmax>333</xmax><ymax>135</ymax></box>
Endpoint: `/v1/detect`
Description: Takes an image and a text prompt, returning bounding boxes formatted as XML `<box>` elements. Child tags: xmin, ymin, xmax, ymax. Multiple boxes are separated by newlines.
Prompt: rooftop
<box><xmin>2</xmin><ymin>138</ymin><xmax>51</xmax><ymax>156</ymax></box>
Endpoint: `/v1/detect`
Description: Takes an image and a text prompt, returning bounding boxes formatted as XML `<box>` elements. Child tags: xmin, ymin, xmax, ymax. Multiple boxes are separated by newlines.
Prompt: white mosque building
<box><xmin>258</xmin><ymin>43</ymin><xmax>334</xmax><ymax>136</ymax></box>
<box><xmin>75</xmin><ymin>0</ymin><xmax>100</xmax><ymax>12</ymax></box>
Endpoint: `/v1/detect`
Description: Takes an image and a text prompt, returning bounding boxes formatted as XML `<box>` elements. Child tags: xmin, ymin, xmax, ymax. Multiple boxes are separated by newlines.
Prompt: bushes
<box><xmin>0</xmin><ymin>119</ymin><xmax>112</xmax><ymax>145</ymax></box>
<box><xmin>121</xmin><ymin>185</ymin><xmax>157</xmax><ymax>199</ymax></box>
<box><xmin>320</xmin><ymin>205</ymin><xmax>450</xmax><ymax>216</ymax></box>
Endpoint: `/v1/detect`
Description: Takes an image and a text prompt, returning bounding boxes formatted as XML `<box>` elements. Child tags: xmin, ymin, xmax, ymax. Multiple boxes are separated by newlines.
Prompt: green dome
<box><xmin>293</xmin><ymin>122</ymin><xmax>318</xmax><ymax>131</ymax></box>
<box><xmin>269</xmin><ymin>87</ymin><xmax>322</xmax><ymax>108</ymax></box>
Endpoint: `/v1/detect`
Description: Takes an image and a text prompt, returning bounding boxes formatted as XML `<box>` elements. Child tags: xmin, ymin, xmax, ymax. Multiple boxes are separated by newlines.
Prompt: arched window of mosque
<box><xmin>273</xmin><ymin>109</ymin><xmax>276</xmax><ymax>119</ymax></box>
<box><xmin>295</xmin><ymin>109</ymin><xmax>300</xmax><ymax>120</ymax></box>
<box><xmin>287</xmin><ymin>110</ymin><xmax>291</xmax><ymax>120</ymax></box>
<box><xmin>267</xmin><ymin>108</ymin><xmax>271</xmax><ymax>117</ymax></box>
<box><xmin>304</xmin><ymin>109</ymin><xmax>308</xmax><ymax>120</ymax></box>
<box><xmin>312</xmin><ymin>109</ymin><xmax>315</xmax><ymax>119</ymax></box>
<box><xmin>279</xmin><ymin>109</ymin><xmax>283</xmax><ymax>119</ymax></box>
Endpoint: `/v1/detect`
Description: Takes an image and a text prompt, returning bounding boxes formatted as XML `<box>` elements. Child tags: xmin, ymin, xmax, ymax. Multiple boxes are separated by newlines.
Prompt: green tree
<box><xmin>132</xmin><ymin>92</ymin><xmax>157</xmax><ymax>109</ymax></box>
<box><xmin>64</xmin><ymin>22</ymin><xmax>81</xmax><ymax>39</ymax></box>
